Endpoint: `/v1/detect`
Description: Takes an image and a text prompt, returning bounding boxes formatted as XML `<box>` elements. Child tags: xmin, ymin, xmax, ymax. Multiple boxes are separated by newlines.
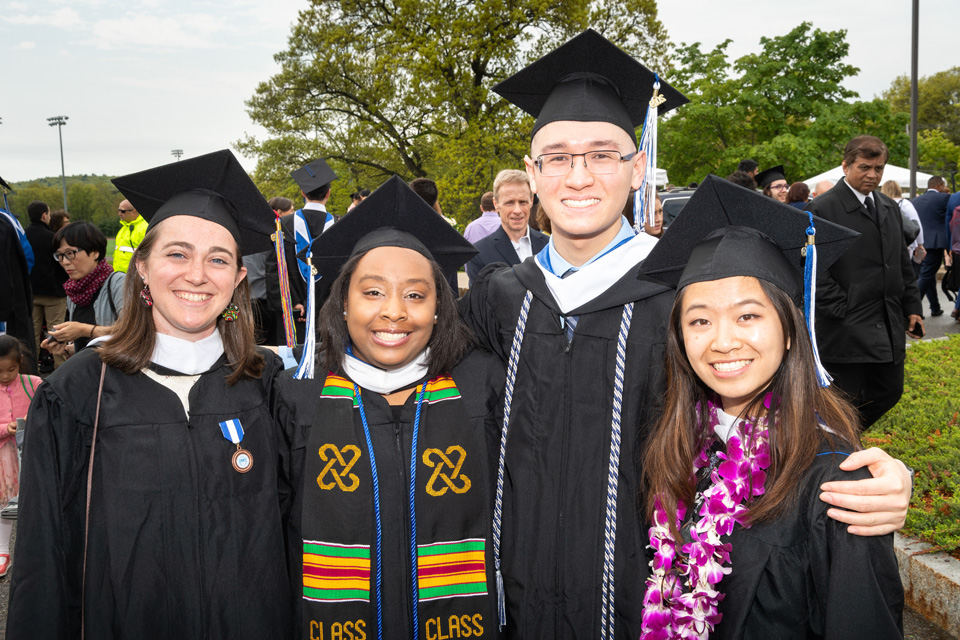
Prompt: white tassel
<box><xmin>293</xmin><ymin>256</ymin><xmax>319</xmax><ymax>380</ymax></box>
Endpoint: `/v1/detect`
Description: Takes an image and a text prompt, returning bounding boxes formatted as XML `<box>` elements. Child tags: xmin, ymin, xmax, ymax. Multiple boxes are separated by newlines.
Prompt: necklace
<box><xmin>641</xmin><ymin>397</ymin><xmax>772</xmax><ymax>639</ymax></box>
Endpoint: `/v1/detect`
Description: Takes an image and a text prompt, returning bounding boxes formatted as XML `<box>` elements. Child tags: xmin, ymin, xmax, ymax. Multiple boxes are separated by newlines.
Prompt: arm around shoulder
<box><xmin>808</xmin><ymin>457</ymin><xmax>904</xmax><ymax>639</ymax></box>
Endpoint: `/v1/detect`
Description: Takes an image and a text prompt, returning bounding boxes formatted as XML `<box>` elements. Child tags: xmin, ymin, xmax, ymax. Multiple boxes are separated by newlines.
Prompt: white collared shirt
<box><xmin>510</xmin><ymin>226</ymin><xmax>533</xmax><ymax>262</ymax></box>
<box><xmin>843</xmin><ymin>178</ymin><xmax>872</xmax><ymax>208</ymax></box>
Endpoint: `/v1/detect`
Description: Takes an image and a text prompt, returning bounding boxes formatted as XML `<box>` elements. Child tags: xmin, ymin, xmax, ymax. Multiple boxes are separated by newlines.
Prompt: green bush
<box><xmin>868</xmin><ymin>336</ymin><xmax>960</xmax><ymax>555</ymax></box>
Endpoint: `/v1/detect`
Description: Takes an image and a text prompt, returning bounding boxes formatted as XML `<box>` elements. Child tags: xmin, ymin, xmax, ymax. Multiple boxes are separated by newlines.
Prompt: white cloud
<box><xmin>8</xmin><ymin>2</ymin><xmax>29</xmax><ymax>10</ymax></box>
<box><xmin>3</xmin><ymin>7</ymin><xmax>85</xmax><ymax>29</ymax></box>
<box><xmin>86</xmin><ymin>13</ymin><xmax>233</xmax><ymax>50</ymax></box>
<box><xmin>16</xmin><ymin>41</ymin><xmax>36</xmax><ymax>50</ymax></box>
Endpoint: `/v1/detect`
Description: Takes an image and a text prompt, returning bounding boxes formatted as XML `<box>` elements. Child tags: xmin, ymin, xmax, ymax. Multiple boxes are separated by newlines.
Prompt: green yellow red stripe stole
<box><xmin>301</xmin><ymin>372</ymin><xmax>493</xmax><ymax>639</ymax></box>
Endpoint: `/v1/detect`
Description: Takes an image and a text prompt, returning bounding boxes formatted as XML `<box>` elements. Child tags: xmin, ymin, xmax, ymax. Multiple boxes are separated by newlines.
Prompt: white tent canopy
<box><xmin>803</xmin><ymin>164</ymin><xmax>933</xmax><ymax>192</ymax></box>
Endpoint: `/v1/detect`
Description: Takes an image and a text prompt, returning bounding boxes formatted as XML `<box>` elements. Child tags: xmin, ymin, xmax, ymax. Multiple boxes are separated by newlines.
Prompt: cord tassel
<box><xmin>293</xmin><ymin>253</ymin><xmax>318</xmax><ymax>380</ymax></box>
<box><xmin>803</xmin><ymin>212</ymin><xmax>832</xmax><ymax>387</ymax></box>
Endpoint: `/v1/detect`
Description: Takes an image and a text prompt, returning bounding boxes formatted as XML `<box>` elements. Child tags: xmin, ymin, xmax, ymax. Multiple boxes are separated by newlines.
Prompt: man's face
<box><xmin>524</xmin><ymin>120</ymin><xmax>645</xmax><ymax>252</ymax></box>
<box><xmin>494</xmin><ymin>182</ymin><xmax>533</xmax><ymax>239</ymax></box>
<box><xmin>842</xmin><ymin>155</ymin><xmax>886</xmax><ymax>195</ymax></box>
<box><xmin>118</xmin><ymin>200</ymin><xmax>138</xmax><ymax>222</ymax></box>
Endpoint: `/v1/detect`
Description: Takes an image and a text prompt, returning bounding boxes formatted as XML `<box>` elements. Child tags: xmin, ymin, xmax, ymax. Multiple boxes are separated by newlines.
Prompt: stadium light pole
<box><xmin>47</xmin><ymin>115</ymin><xmax>69</xmax><ymax>212</ymax></box>
<box><xmin>171</xmin><ymin>149</ymin><xmax>184</xmax><ymax>161</ymax></box>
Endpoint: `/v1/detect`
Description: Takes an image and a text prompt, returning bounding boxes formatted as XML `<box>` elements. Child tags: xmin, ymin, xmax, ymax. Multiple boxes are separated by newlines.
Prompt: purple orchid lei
<box><xmin>640</xmin><ymin>396</ymin><xmax>772</xmax><ymax>640</ymax></box>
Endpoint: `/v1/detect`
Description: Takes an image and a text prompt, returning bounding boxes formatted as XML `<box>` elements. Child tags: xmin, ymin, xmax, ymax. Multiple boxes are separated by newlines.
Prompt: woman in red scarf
<box><xmin>41</xmin><ymin>221</ymin><xmax>125</xmax><ymax>357</ymax></box>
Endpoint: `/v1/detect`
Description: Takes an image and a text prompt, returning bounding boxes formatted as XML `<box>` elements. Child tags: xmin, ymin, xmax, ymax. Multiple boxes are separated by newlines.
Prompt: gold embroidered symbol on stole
<box><xmin>423</xmin><ymin>446</ymin><xmax>472</xmax><ymax>496</ymax></box>
<box><xmin>317</xmin><ymin>444</ymin><xmax>361</xmax><ymax>492</ymax></box>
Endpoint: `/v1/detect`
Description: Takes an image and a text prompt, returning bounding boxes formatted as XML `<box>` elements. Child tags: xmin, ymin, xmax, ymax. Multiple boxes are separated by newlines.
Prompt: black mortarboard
<box><xmin>754</xmin><ymin>165</ymin><xmax>786</xmax><ymax>189</ymax></box>
<box><xmin>291</xmin><ymin>158</ymin><xmax>338</xmax><ymax>194</ymax></box>
<box><xmin>640</xmin><ymin>175</ymin><xmax>858</xmax><ymax>305</ymax></box>
<box><xmin>306</xmin><ymin>175</ymin><xmax>477</xmax><ymax>293</ymax></box>
<box><xmin>0</xmin><ymin>175</ymin><xmax>11</xmax><ymax>191</ymax></box>
<box><xmin>111</xmin><ymin>149</ymin><xmax>275</xmax><ymax>254</ymax></box>
<box><xmin>493</xmin><ymin>29</ymin><xmax>688</xmax><ymax>141</ymax></box>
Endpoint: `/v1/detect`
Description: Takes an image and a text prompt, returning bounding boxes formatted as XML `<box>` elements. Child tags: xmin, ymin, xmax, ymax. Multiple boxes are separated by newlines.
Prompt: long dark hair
<box><xmin>641</xmin><ymin>278</ymin><xmax>860</xmax><ymax>542</ymax></box>
<box><xmin>98</xmin><ymin>219</ymin><xmax>264</xmax><ymax>385</ymax></box>
<box><xmin>318</xmin><ymin>250</ymin><xmax>473</xmax><ymax>379</ymax></box>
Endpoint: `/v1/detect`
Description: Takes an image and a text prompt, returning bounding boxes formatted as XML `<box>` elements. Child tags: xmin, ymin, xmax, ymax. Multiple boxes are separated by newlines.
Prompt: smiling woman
<box><xmin>638</xmin><ymin>176</ymin><xmax>904</xmax><ymax>639</ymax></box>
<box><xmin>274</xmin><ymin>176</ymin><xmax>504</xmax><ymax>639</ymax></box>
<box><xmin>6</xmin><ymin>150</ymin><xmax>295</xmax><ymax>639</ymax></box>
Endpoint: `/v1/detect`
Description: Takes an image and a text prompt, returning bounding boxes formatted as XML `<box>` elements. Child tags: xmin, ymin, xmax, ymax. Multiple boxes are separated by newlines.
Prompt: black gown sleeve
<box><xmin>457</xmin><ymin>264</ymin><xmax>509</xmax><ymax>362</ymax></box>
<box><xmin>807</xmin><ymin>458</ymin><xmax>904</xmax><ymax>639</ymax></box>
<box><xmin>7</xmin><ymin>383</ymin><xmax>87</xmax><ymax>639</ymax></box>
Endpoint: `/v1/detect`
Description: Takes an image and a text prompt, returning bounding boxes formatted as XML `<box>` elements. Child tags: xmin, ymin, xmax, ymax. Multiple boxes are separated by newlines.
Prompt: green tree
<box><xmin>238</xmin><ymin>0</ymin><xmax>669</xmax><ymax>224</ymax></box>
<box><xmin>918</xmin><ymin>129</ymin><xmax>960</xmax><ymax>180</ymax></box>
<box><xmin>659</xmin><ymin>23</ymin><xmax>908</xmax><ymax>186</ymax></box>
<box><xmin>883</xmin><ymin>67</ymin><xmax>960</xmax><ymax>146</ymax></box>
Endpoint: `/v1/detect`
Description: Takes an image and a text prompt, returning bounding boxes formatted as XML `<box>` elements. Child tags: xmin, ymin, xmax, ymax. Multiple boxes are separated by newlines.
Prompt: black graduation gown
<box><xmin>460</xmin><ymin>260</ymin><xmax>674</xmax><ymax>639</ymax></box>
<box><xmin>275</xmin><ymin>349</ymin><xmax>505</xmax><ymax>638</ymax></box>
<box><xmin>0</xmin><ymin>216</ymin><xmax>37</xmax><ymax>371</ymax></box>
<box><xmin>713</xmin><ymin>443</ymin><xmax>904</xmax><ymax>639</ymax></box>
<box><xmin>6</xmin><ymin>347</ymin><xmax>294</xmax><ymax>640</ymax></box>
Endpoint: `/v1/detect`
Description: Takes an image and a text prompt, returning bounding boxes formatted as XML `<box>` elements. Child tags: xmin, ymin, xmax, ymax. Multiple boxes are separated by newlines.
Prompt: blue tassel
<box><xmin>496</xmin><ymin>568</ymin><xmax>506</xmax><ymax>628</ymax></box>
<box><xmin>803</xmin><ymin>211</ymin><xmax>832</xmax><ymax>387</ymax></box>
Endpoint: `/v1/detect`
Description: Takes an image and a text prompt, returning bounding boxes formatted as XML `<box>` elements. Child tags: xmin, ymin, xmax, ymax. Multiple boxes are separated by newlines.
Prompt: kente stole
<box><xmin>301</xmin><ymin>373</ymin><xmax>491</xmax><ymax>640</ymax></box>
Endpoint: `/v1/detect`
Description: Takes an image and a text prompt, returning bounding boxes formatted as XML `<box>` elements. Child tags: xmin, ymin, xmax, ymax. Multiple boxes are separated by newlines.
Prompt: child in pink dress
<box><xmin>0</xmin><ymin>335</ymin><xmax>42</xmax><ymax>577</ymax></box>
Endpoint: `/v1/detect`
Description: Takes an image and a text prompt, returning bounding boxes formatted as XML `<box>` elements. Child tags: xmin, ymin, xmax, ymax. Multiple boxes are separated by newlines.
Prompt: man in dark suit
<box><xmin>465</xmin><ymin>169</ymin><xmax>548</xmax><ymax>285</ymax></box>
<box><xmin>912</xmin><ymin>175</ymin><xmax>952</xmax><ymax>316</ymax></box>
<box><xmin>809</xmin><ymin>135</ymin><xmax>923</xmax><ymax>429</ymax></box>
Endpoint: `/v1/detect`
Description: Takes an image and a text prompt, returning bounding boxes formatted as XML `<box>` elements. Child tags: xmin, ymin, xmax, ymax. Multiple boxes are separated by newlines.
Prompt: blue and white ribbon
<box><xmin>293</xmin><ymin>209</ymin><xmax>314</xmax><ymax>283</ymax></box>
<box><xmin>219</xmin><ymin>418</ymin><xmax>245</xmax><ymax>445</ymax></box>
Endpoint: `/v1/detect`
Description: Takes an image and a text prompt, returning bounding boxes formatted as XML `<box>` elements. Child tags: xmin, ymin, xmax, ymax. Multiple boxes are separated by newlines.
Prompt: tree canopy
<box><xmin>658</xmin><ymin>23</ymin><xmax>909</xmax><ymax>186</ymax></box>
<box><xmin>238</xmin><ymin>0</ymin><xmax>669</xmax><ymax>224</ymax></box>
<box><xmin>5</xmin><ymin>175</ymin><xmax>123</xmax><ymax>236</ymax></box>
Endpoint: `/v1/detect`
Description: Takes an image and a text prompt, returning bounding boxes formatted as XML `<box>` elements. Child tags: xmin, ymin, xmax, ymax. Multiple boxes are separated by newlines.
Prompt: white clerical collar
<box><xmin>151</xmin><ymin>331</ymin><xmax>225</xmax><ymax>375</ymax></box>
<box><xmin>303</xmin><ymin>202</ymin><xmax>327</xmax><ymax>212</ymax></box>
<box><xmin>534</xmin><ymin>231</ymin><xmax>659</xmax><ymax>314</ymax></box>
<box><xmin>341</xmin><ymin>349</ymin><xmax>430</xmax><ymax>395</ymax></box>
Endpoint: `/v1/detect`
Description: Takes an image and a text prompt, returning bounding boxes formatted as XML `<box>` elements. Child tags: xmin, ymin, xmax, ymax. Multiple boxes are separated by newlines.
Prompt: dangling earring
<box><xmin>221</xmin><ymin>303</ymin><xmax>239</xmax><ymax>322</ymax></box>
<box><xmin>139</xmin><ymin>285</ymin><xmax>153</xmax><ymax>307</ymax></box>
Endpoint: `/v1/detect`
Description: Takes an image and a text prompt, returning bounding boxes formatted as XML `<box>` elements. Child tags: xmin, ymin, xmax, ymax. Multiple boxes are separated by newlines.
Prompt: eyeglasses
<box><xmin>535</xmin><ymin>150</ymin><xmax>637</xmax><ymax>177</ymax></box>
<box><xmin>118</xmin><ymin>208</ymin><xmax>135</xmax><ymax>213</ymax></box>
<box><xmin>53</xmin><ymin>249</ymin><xmax>85</xmax><ymax>262</ymax></box>
<box><xmin>770</xmin><ymin>184</ymin><xmax>790</xmax><ymax>191</ymax></box>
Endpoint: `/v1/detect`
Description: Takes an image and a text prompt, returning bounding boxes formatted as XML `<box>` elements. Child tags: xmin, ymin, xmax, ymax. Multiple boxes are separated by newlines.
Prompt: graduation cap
<box><xmin>291</xmin><ymin>158</ymin><xmax>337</xmax><ymax>194</ymax></box>
<box><xmin>307</xmin><ymin>175</ymin><xmax>477</xmax><ymax>284</ymax></box>
<box><xmin>0</xmin><ymin>175</ymin><xmax>12</xmax><ymax>192</ymax></box>
<box><xmin>493</xmin><ymin>29</ymin><xmax>688</xmax><ymax>141</ymax></box>
<box><xmin>111</xmin><ymin>149</ymin><xmax>275</xmax><ymax>254</ymax></box>
<box><xmin>755</xmin><ymin>165</ymin><xmax>786</xmax><ymax>189</ymax></box>
<box><xmin>291</xmin><ymin>175</ymin><xmax>477</xmax><ymax>380</ymax></box>
<box><xmin>640</xmin><ymin>174</ymin><xmax>859</xmax><ymax>385</ymax></box>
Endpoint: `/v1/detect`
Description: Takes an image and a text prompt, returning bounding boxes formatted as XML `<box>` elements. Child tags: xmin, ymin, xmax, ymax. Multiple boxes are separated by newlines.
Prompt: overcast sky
<box><xmin>1</xmin><ymin>0</ymin><xmax>953</xmax><ymax>183</ymax></box>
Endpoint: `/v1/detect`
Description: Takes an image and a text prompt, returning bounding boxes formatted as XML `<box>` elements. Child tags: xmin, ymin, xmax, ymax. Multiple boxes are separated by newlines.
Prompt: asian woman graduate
<box><xmin>637</xmin><ymin>176</ymin><xmax>904</xmax><ymax>639</ymax></box>
<box><xmin>274</xmin><ymin>176</ymin><xmax>504</xmax><ymax>640</ymax></box>
<box><xmin>7</xmin><ymin>150</ymin><xmax>294</xmax><ymax>639</ymax></box>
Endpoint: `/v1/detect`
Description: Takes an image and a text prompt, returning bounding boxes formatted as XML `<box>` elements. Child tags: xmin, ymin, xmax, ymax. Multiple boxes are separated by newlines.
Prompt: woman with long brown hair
<box><xmin>638</xmin><ymin>176</ymin><xmax>903</xmax><ymax>639</ymax></box>
<box><xmin>7</xmin><ymin>151</ymin><xmax>293</xmax><ymax>639</ymax></box>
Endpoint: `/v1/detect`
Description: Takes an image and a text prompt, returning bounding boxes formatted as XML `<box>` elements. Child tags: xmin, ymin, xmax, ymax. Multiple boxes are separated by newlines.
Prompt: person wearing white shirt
<box><xmin>465</xmin><ymin>169</ymin><xmax>549</xmax><ymax>285</ymax></box>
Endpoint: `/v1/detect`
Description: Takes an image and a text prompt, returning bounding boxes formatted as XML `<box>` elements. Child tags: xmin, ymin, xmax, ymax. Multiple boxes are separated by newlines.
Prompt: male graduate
<box><xmin>460</xmin><ymin>30</ymin><xmax>913</xmax><ymax>639</ymax></box>
<box><xmin>268</xmin><ymin>158</ymin><xmax>337</xmax><ymax>345</ymax></box>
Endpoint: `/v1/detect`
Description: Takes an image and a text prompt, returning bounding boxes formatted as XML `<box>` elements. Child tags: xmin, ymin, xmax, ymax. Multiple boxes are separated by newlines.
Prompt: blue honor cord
<box><xmin>354</xmin><ymin>381</ymin><xmax>427</xmax><ymax>640</ymax></box>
